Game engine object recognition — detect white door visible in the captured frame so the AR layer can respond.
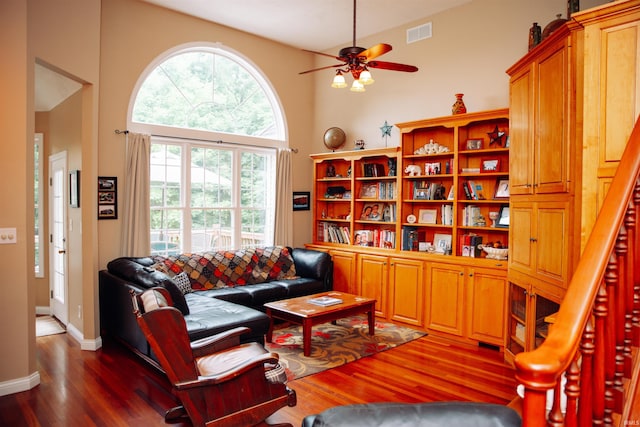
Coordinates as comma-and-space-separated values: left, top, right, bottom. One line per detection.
49, 152, 69, 325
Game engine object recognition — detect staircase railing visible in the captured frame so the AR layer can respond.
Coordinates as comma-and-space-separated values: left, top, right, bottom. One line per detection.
516, 117, 640, 426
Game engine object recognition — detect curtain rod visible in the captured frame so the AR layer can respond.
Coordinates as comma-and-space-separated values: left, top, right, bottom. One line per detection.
114, 128, 297, 153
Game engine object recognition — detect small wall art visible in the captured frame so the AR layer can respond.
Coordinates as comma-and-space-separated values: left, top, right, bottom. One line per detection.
98, 176, 118, 219
292, 191, 310, 211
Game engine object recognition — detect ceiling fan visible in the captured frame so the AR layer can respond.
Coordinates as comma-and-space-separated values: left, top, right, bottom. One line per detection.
299, 0, 419, 92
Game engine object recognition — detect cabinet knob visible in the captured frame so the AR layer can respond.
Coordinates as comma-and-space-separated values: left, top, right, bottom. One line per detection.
469, 273, 473, 277
459, 272, 464, 276
530, 237, 537, 242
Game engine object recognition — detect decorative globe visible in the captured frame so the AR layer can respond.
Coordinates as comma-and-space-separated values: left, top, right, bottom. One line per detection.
323, 127, 346, 151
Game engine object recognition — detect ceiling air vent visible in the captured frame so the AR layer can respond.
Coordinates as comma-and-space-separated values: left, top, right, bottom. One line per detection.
407, 22, 432, 44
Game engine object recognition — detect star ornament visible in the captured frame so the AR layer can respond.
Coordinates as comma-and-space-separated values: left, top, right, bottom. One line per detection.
380, 121, 393, 138
488, 125, 506, 147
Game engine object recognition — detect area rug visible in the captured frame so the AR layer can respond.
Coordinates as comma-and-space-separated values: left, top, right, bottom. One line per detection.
265, 315, 426, 380
36, 316, 66, 337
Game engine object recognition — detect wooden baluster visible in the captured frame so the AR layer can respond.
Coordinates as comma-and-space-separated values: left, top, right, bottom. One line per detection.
593, 282, 607, 426
579, 319, 594, 427
624, 200, 636, 378
603, 254, 616, 425
548, 377, 564, 427
564, 357, 580, 427
634, 178, 640, 346
614, 226, 627, 412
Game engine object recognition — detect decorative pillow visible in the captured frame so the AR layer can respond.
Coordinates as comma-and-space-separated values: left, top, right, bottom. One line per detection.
172, 271, 192, 294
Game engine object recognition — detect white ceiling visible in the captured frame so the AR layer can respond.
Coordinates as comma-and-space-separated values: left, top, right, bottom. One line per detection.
35, 64, 82, 112
142, 0, 472, 52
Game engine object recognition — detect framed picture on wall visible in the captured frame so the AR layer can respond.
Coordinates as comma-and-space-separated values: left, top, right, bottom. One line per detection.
98, 176, 118, 219
292, 191, 310, 211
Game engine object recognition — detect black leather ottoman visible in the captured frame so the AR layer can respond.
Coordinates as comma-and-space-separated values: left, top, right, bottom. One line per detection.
301, 402, 521, 427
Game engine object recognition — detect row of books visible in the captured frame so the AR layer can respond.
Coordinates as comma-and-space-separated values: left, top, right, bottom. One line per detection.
461, 205, 484, 226
412, 181, 450, 200
318, 222, 351, 244
354, 229, 396, 249
441, 204, 453, 225
460, 233, 483, 257
462, 180, 487, 200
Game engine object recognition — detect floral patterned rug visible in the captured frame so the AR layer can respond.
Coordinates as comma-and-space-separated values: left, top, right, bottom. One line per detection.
265, 315, 426, 380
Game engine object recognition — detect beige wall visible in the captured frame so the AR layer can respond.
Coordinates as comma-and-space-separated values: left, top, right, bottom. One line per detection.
0, 0, 611, 393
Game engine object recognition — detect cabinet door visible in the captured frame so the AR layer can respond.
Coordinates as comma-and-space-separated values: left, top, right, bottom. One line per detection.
535, 37, 570, 194
357, 254, 388, 318
389, 257, 424, 327
466, 268, 507, 346
425, 263, 464, 337
330, 250, 357, 294
535, 200, 571, 286
509, 202, 535, 276
509, 64, 535, 195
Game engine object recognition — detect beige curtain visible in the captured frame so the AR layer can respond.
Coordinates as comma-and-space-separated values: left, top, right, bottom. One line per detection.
274, 148, 293, 245
120, 132, 151, 256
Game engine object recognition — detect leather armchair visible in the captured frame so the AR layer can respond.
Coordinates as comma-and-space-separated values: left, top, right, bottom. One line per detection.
301, 402, 521, 427
132, 287, 296, 427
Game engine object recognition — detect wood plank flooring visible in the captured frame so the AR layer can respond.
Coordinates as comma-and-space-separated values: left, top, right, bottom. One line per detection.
0, 331, 517, 426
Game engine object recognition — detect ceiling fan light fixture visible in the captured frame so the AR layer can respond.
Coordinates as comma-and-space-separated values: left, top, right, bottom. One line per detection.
350, 79, 365, 92
331, 71, 348, 88
359, 68, 374, 85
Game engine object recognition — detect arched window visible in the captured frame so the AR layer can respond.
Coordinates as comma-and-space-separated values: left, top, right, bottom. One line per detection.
129, 43, 286, 254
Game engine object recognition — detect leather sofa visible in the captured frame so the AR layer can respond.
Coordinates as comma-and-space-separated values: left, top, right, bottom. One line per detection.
99, 246, 332, 365
301, 402, 521, 427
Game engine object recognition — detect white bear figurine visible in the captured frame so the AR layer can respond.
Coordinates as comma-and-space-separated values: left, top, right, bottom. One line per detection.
404, 165, 421, 176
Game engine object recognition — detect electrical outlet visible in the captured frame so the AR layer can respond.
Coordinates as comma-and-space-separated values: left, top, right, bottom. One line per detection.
78, 305, 82, 320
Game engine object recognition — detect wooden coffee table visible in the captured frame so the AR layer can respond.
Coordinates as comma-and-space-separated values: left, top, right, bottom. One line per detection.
264, 292, 376, 357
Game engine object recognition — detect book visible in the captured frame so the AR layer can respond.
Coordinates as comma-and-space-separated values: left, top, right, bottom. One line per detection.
307, 296, 343, 306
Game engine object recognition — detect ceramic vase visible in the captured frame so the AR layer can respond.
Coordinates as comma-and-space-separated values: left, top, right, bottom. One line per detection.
452, 93, 467, 115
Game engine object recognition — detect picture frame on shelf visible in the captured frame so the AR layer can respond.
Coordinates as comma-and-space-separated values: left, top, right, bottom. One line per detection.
418, 209, 437, 224
424, 162, 441, 175
360, 203, 383, 221
494, 179, 510, 199
466, 139, 483, 150
433, 233, 452, 254
496, 205, 510, 228
359, 183, 378, 199
481, 158, 501, 173
293, 191, 310, 211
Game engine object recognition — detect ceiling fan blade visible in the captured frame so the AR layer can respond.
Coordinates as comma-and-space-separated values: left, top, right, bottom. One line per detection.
299, 64, 344, 75
368, 60, 419, 73
302, 49, 341, 61
359, 43, 392, 60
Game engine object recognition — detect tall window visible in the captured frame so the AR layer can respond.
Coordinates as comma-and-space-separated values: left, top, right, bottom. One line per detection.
131, 44, 285, 255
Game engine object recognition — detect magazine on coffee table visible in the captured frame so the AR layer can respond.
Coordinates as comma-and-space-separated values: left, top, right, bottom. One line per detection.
307, 296, 343, 306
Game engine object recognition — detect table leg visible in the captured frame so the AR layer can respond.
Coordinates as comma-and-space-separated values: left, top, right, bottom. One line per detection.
302, 319, 312, 357
367, 305, 375, 336
266, 308, 274, 343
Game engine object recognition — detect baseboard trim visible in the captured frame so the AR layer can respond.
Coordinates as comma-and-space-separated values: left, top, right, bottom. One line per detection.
0, 371, 40, 397
67, 323, 103, 351
35, 306, 50, 316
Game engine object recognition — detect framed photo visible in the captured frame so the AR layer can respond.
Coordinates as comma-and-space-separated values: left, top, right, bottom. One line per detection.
418, 209, 437, 224
494, 179, 510, 199
360, 203, 383, 221
69, 170, 80, 208
97, 177, 117, 220
359, 183, 378, 199
481, 158, 501, 173
424, 162, 441, 175
292, 191, 310, 211
496, 205, 510, 228
433, 233, 452, 254
466, 139, 483, 150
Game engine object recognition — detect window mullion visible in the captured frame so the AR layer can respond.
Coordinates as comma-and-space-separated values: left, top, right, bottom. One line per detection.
232, 149, 242, 249
182, 143, 192, 251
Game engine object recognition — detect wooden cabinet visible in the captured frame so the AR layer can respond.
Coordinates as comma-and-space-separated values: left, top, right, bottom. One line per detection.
505, 281, 561, 363
389, 257, 424, 327
356, 253, 388, 318
329, 249, 357, 294
425, 261, 506, 345
508, 27, 575, 196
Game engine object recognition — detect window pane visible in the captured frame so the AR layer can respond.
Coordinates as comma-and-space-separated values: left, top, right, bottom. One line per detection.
191, 208, 232, 252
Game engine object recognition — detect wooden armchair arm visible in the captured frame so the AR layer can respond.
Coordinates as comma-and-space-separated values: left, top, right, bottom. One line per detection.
190, 327, 251, 358
174, 352, 280, 390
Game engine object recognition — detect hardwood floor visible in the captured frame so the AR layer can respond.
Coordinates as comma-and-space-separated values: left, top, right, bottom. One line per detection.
0, 332, 517, 426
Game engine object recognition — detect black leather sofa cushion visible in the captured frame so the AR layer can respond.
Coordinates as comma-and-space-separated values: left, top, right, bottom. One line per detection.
291, 247, 332, 281
301, 402, 521, 427
107, 257, 189, 315
271, 278, 325, 298
183, 293, 269, 341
